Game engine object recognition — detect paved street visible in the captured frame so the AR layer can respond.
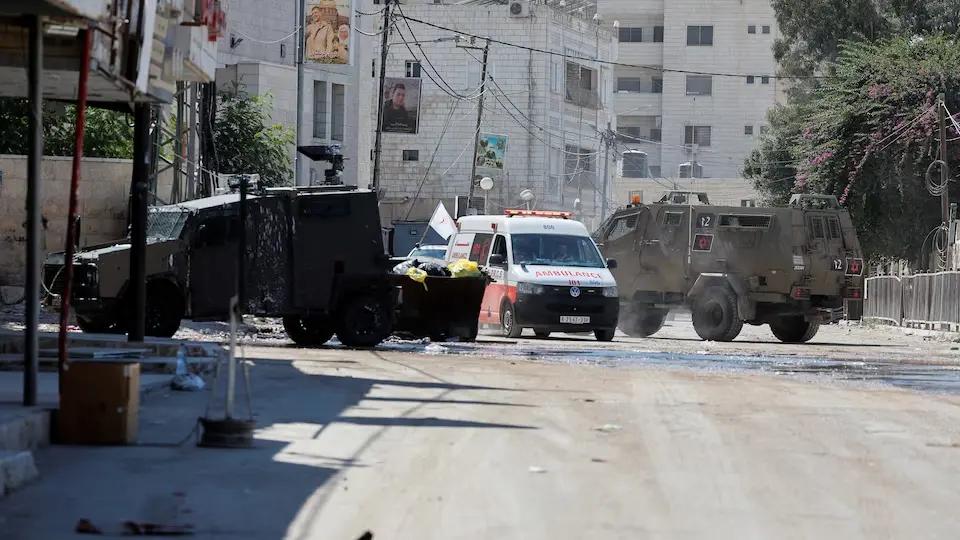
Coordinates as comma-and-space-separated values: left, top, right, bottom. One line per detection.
2, 319, 960, 539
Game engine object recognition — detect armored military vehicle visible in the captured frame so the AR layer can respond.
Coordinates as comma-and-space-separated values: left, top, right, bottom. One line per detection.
43, 186, 395, 347
597, 192, 864, 342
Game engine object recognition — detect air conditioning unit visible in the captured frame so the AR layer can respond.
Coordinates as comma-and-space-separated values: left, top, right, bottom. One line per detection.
508, 0, 530, 18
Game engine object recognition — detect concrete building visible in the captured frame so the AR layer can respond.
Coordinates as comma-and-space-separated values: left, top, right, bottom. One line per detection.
217, 0, 377, 187
373, 0, 617, 229
597, 0, 782, 188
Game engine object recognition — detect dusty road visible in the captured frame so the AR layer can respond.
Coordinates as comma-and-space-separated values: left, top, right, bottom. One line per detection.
3, 328, 960, 539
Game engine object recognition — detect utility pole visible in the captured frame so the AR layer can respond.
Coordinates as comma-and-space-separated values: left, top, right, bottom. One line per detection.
371, 0, 393, 191
939, 94, 953, 269
600, 122, 612, 221
466, 39, 490, 211
295, 0, 305, 186
128, 103, 151, 342
23, 14, 42, 406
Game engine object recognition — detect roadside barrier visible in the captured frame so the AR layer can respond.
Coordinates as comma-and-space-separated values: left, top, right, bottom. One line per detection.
864, 271, 960, 330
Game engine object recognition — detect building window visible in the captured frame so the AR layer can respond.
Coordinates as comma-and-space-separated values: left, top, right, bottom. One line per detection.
405, 60, 421, 78
331, 83, 345, 141
686, 25, 713, 46
650, 128, 662, 142
402, 149, 419, 161
652, 76, 663, 93
617, 77, 642, 93
280, 43, 286, 58
761, 76, 771, 85
649, 165, 661, 177
565, 145, 595, 173
565, 62, 600, 109
684, 125, 712, 147
744, 125, 754, 135
685, 75, 712, 96
551, 59, 561, 93
312, 81, 327, 139
760, 125, 770, 135
653, 26, 664, 42
618, 27, 643, 42
746, 75, 755, 84
617, 126, 642, 141
762, 25, 771, 34
622, 152, 649, 178
747, 25, 757, 34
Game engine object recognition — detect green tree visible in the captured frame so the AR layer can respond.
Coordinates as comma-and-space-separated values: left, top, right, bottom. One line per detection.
747, 36, 960, 263
213, 90, 294, 188
0, 98, 133, 158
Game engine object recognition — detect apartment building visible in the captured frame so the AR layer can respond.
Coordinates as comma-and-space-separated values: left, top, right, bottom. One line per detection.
597, 0, 782, 182
216, 0, 377, 187
373, 0, 617, 228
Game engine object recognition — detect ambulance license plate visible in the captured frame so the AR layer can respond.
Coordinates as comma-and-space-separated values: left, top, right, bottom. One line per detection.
560, 316, 590, 324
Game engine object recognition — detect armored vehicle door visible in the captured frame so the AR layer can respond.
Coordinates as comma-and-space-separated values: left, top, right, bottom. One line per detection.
600, 208, 649, 293
189, 211, 238, 320
653, 205, 691, 293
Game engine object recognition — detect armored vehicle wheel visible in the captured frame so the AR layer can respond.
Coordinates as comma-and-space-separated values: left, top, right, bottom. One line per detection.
534, 330, 551, 338
283, 316, 335, 346
500, 301, 523, 338
76, 314, 123, 334
594, 329, 615, 342
770, 316, 820, 343
691, 286, 743, 342
144, 280, 184, 338
336, 295, 392, 348
618, 305, 668, 337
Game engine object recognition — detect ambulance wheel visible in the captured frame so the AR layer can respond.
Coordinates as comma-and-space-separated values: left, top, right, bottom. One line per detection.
336, 294, 392, 348
534, 330, 551, 338
594, 329, 615, 342
283, 316, 335, 346
501, 301, 523, 338
770, 316, 820, 343
618, 305, 667, 337
691, 286, 743, 342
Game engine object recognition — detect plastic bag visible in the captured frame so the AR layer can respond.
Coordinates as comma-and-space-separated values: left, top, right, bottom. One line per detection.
405, 267, 429, 289
392, 259, 417, 275
171, 373, 205, 391
447, 259, 481, 278
418, 262, 451, 277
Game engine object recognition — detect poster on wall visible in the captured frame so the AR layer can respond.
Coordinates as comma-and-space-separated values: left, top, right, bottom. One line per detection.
304, 0, 352, 65
476, 133, 507, 169
381, 77, 421, 134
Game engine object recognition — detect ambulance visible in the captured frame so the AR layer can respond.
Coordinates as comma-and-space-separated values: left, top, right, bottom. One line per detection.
448, 210, 620, 341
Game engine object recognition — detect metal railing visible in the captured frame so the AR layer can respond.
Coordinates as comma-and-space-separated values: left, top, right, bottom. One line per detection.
864, 271, 960, 327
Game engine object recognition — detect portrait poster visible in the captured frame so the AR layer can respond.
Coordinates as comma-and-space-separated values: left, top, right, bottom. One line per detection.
304, 0, 352, 65
381, 77, 422, 134
476, 133, 507, 169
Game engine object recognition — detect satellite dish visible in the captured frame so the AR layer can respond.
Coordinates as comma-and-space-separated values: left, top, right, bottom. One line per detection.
479, 177, 494, 191
519, 189, 535, 202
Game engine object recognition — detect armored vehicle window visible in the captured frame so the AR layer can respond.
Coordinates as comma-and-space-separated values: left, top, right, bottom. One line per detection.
810, 217, 826, 239
718, 214, 771, 229
827, 217, 841, 239
607, 214, 639, 241
664, 212, 684, 226
146, 209, 189, 240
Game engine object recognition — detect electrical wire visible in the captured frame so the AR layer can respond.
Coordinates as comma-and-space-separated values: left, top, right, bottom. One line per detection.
393, 3, 469, 99
390, 12, 832, 80
392, 22, 477, 100
229, 26, 301, 44
403, 101, 464, 220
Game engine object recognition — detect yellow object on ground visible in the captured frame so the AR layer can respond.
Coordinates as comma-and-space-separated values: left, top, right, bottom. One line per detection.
447, 259, 481, 278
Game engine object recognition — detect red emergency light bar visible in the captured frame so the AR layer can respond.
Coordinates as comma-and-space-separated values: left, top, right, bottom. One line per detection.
504, 209, 572, 219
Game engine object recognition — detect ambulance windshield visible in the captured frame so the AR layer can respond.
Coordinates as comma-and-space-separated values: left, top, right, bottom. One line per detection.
510, 234, 605, 268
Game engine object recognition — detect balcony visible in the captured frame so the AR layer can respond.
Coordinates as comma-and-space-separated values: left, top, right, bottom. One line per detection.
614, 91, 662, 116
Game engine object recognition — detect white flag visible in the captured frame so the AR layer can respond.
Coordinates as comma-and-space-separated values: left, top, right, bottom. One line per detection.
428, 202, 457, 240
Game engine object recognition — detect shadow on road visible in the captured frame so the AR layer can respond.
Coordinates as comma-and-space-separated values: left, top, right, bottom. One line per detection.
2, 358, 532, 540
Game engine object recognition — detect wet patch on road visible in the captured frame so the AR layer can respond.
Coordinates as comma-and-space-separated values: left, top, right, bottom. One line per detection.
380, 340, 960, 395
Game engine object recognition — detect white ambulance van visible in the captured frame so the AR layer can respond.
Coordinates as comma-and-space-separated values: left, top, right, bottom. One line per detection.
448, 210, 620, 341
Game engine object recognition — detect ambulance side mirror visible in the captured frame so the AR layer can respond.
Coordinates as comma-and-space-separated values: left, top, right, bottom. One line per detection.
606, 258, 618, 269
489, 254, 506, 266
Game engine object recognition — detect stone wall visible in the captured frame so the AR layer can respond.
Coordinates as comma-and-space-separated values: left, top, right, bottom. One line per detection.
0, 155, 133, 287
